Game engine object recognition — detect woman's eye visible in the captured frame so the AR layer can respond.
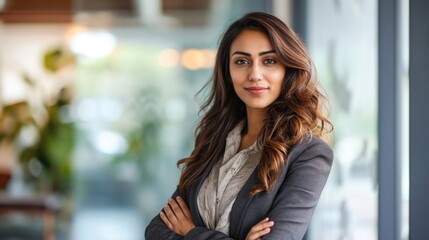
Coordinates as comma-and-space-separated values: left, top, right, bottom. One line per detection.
235, 59, 249, 65
264, 59, 276, 64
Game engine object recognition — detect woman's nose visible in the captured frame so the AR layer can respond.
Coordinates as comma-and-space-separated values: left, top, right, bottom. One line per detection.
248, 63, 262, 81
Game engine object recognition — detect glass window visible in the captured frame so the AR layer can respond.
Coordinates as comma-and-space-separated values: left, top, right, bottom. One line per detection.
306, 1, 378, 239
399, 0, 409, 239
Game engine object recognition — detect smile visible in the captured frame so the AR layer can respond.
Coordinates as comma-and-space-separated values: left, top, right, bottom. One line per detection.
245, 87, 269, 94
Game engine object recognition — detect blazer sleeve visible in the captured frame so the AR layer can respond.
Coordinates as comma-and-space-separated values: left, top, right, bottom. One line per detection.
145, 188, 236, 240
144, 189, 184, 240
183, 227, 234, 240
263, 138, 333, 240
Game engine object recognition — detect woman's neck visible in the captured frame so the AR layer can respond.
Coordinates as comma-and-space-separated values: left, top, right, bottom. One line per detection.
237, 108, 266, 152
245, 108, 266, 137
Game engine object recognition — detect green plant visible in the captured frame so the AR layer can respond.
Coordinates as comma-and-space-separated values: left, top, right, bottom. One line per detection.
0, 46, 75, 194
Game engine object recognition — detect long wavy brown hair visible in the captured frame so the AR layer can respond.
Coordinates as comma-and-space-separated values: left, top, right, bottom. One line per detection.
177, 12, 333, 196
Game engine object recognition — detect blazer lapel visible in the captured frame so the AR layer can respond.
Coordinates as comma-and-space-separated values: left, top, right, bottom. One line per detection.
187, 160, 217, 227
229, 167, 260, 238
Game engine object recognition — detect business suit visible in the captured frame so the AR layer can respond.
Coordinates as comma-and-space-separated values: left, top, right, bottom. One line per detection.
145, 134, 333, 240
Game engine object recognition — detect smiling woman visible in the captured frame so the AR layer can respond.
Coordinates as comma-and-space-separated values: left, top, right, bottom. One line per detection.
229, 30, 286, 112
145, 12, 334, 240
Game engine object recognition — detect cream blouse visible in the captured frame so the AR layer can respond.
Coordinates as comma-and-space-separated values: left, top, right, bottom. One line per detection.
197, 122, 262, 235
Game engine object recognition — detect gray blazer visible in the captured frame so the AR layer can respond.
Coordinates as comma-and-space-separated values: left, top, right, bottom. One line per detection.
145, 135, 333, 240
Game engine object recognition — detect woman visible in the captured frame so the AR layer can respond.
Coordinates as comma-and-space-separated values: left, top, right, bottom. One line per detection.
145, 12, 333, 240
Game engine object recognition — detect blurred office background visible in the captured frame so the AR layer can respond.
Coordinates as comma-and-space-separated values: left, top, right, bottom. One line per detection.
0, 0, 427, 239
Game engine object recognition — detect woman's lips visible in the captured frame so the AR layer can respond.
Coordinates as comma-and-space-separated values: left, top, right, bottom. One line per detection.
245, 87, 268, 94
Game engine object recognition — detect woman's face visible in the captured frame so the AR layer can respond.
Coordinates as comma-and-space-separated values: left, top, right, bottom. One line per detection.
229, 29, 286, 112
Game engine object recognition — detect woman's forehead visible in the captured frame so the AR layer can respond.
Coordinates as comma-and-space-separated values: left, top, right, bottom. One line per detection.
230, 30, 273, 56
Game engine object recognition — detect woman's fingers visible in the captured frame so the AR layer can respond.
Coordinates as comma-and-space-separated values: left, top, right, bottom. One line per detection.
247, 228, 271, 240
168, 198, 185, 219
163, 203, 178, 224
246, 218, 274, 240
248, 227, 271, 239
159, 211, 173, 230
160, 197, 196, 236
175, 196, 191, 219
163, 198, 185, 220
255, 218, 274, 231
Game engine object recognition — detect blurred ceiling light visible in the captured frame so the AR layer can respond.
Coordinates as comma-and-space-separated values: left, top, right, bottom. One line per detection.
64, 24, 88, 43
181, 48, 205, 70
70, 30, 117, 58
94, 131, 128, 155
158, 48, 180, 68
200, 49, 217, 69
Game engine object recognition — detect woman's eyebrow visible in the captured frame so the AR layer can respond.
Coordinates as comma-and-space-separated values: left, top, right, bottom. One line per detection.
232, 51, 251, 57
259, 50, 276, 56
231, 50, 276, 57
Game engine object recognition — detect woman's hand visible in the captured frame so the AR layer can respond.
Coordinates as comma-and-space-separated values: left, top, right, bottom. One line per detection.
246, 217, 274, 240
160, 196, 196, 236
